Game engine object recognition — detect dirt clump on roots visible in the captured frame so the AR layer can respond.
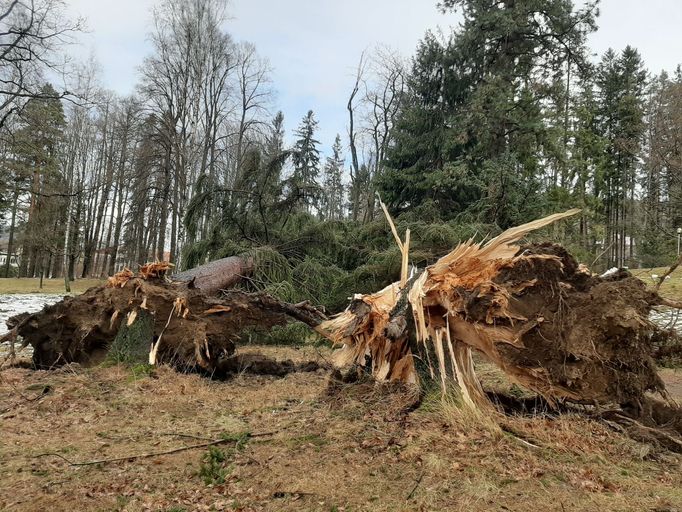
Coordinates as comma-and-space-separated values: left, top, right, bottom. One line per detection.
491, 242, 664, 410
321, 210, 682, 451
4, 210, 682, 452
3, 267, 325, 375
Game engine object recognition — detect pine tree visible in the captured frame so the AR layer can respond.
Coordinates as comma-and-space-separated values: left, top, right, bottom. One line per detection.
383, 0, 597, 227
291, 110, 321, 211
380, 32, 474, 216
322, 134, 345, 220
12, 83, 66, 278
595, 46, 647, 267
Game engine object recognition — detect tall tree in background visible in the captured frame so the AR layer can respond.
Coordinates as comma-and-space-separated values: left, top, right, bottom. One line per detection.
640, 67, 682, 264
139, 0, 232, 265
384, 0, 598, 227
291, 110, 321, 212
595, 46, 647, 267
322, 134, 345, 220
12, 83, 66, 278
380, 33, 469, 216
346, 49, 405, 222
0, 0, 82, 132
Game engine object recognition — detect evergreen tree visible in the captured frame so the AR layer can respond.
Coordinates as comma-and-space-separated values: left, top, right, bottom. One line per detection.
595, 46, 647, 266
322, 134, 345, 220
567, 65, 606, 254
383, 0, 597, 227
380, 33, 474, 216
291, 110, 321, 211
12, 83, 67, 277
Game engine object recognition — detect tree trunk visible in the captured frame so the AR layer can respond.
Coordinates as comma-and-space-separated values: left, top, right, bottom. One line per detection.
173, 256, 255, 295
5, 258, 322, 374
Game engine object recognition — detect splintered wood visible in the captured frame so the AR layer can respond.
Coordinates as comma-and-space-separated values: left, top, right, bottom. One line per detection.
107, 261, 173, 288
319, 209, 676, 414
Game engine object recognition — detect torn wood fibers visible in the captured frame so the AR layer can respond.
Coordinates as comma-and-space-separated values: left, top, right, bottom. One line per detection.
321, 208, 677, 416
4, 208, 681, 441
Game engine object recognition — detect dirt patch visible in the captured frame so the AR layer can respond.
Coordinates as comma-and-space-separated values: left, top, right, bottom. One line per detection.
1, 346, 682, 512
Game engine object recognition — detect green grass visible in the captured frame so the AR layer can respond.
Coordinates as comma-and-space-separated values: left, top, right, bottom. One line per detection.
0, 277, 104, 294
197, 432, 251, 486
633, 266, 682, 301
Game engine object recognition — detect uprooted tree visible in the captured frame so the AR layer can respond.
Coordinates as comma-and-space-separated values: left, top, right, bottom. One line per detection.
3, 209, 682, 451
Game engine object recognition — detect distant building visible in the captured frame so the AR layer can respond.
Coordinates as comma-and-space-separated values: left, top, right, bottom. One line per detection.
0, 252, 19, 267
0, 228, 20, 269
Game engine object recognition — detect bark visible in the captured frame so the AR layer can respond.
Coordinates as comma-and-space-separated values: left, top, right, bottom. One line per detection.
6, 210, 682, 451
319, 211, 682, 450
172, 255, 255, 295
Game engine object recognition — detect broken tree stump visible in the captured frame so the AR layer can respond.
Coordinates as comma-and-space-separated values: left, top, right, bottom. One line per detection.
320, 210, 682, 449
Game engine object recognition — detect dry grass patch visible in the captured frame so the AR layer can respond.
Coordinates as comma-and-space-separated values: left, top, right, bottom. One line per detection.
1, 346, 681, 511
0, 277, 104, 294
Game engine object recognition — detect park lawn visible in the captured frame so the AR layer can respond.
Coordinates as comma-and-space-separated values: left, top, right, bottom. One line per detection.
1, 346, 681, 512
0, 277, 104, 295
633, 265, 682, 302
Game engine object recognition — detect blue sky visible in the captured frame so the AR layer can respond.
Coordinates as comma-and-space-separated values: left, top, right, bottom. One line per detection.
66, 0, 682, 154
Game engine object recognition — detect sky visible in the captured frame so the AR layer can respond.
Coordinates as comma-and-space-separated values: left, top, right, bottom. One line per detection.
65, 0, 682, 154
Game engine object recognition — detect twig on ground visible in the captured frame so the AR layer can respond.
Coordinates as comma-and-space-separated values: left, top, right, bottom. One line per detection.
500, 424, 542, 450
407, 471, 424, 500
33, 430, 278, 467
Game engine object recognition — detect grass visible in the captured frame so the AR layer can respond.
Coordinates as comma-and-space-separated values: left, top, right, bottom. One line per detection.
0, 345, 681, 511
198, 432, 251, 485
0, 277, 103, 294
198, 446, 230, 485
632, 265, 682, 301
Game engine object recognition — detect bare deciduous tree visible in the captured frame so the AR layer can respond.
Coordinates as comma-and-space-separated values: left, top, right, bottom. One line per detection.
0, 0, 82, 131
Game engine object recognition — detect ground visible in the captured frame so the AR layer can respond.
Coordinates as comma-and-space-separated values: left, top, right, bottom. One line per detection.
632, 266, 682, 300
1, 346, 681, 512
2, 270, 682, 511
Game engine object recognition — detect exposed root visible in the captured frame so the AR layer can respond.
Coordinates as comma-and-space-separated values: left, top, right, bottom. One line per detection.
7, 276, 326, 373
6, 208, 682, 452
320, 209, 682, 449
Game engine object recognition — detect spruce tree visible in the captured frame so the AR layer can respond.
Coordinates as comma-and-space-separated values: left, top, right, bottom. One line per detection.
12, 83, 66, 277
383, 0, 597, 227
595, 46, 647, 267
292, 110, 321, 211
322, 134, 345, 220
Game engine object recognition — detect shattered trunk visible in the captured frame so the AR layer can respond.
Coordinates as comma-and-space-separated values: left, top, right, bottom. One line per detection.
322, 211, 674, 412
3, 210, 682, 449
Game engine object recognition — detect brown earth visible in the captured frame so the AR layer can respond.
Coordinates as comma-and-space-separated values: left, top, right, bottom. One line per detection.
8, 276, 324, 373
1, 346, 681, 512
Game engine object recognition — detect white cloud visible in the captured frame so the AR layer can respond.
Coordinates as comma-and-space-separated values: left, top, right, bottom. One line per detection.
63, 0, 682, 152
588, 0, 682, 75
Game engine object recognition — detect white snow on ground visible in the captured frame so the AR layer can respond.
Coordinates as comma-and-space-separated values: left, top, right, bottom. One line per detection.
0, 292, 681, 359
0, 294, 62, 336
650, 307, 682, 334
0, 294, 63, 357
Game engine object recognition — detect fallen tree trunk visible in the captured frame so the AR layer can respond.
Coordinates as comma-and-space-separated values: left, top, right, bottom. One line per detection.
3, 211, 682, 449
2, 262, 324, 372
320, 209, 682, 449
172, 255, 254, 294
